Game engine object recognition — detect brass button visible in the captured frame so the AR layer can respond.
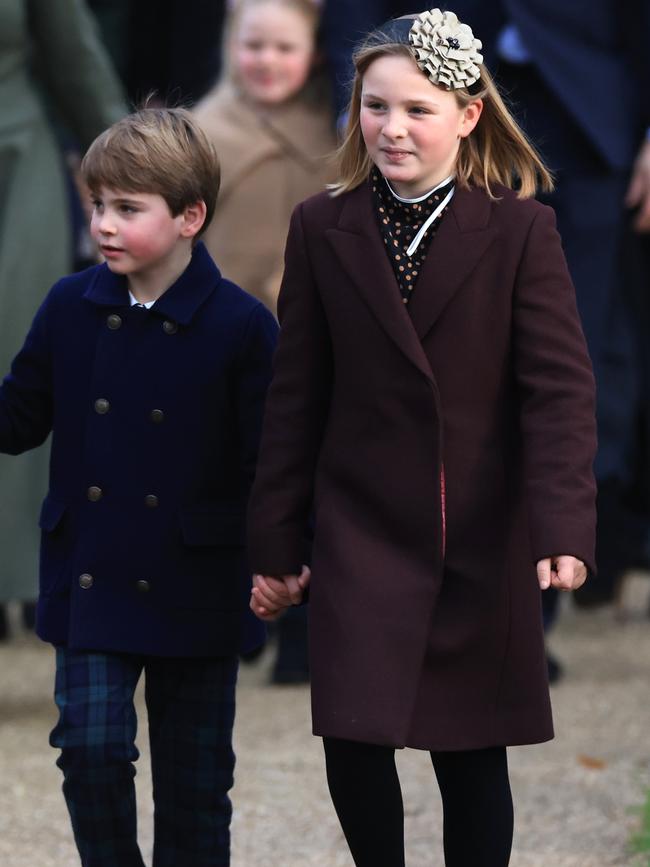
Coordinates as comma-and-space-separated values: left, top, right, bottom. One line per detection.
150, 409, 164, 424
79, 573, 94, 589
145, 494, 159, 508
107, 314, 122, 330
87, 486, 103, 502
136, 579, 150, 593
162, 320, 178, 335
94, 398, 110, 414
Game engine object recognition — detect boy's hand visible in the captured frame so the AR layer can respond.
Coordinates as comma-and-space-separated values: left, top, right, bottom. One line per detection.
536, 555, 587, 592
250, 565, 311, 621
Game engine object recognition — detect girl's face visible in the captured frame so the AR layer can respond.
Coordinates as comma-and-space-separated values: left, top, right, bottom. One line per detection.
233, 2, 315, 106
360, 54, 482, 198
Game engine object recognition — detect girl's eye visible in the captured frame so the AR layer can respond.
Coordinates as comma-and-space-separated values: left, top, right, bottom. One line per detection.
365, 102, 385, 111
119, 205, 137, 214
410, 107, 428, 115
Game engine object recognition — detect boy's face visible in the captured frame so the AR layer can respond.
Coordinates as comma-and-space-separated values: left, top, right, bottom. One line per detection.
89, 188, 192, 280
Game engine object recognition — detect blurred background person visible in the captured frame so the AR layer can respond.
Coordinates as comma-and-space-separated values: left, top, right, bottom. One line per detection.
194, 0, 336, 315
194, 0, 337, 683
0, 0, 125, 639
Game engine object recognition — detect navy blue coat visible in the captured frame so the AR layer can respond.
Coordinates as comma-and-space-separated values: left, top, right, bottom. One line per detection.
0, 243, 278, 657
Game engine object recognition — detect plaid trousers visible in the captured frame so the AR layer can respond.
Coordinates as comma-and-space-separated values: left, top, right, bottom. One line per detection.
49, 648, 238, 867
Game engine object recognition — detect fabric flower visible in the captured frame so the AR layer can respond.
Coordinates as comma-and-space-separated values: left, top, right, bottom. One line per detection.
408, 9, 483, 90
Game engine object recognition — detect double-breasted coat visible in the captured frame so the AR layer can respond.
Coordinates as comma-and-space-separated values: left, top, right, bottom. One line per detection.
247, 182, 597, 750
0, 243, 277, 657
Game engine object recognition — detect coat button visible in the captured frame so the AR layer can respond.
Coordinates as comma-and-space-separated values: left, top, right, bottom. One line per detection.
79, 573, 94, 589
150, 409, 164, 424
107, 314, 122, 330
87, 486, 103, 502
162, 320, 178, 335
145, 494, 159, 508
136, 579, 150, 593
94, 398, 110, 414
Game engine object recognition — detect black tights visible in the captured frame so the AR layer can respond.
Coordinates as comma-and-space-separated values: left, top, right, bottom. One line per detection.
323, 738, 513, 867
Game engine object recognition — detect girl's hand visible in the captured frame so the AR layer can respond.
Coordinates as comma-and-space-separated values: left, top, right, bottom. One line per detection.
249, 566, 311, 621
536, 555, 587, 592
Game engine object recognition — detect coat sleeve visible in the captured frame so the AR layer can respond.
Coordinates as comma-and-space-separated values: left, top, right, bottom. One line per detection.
247, 204, 334, 575
512, 204, 598, 573
0, 297, 54, 455
26, 0, 126, 145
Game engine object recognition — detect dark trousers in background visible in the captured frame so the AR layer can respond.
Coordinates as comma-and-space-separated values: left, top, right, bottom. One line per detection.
50, 648, 238, 867
498, 60, 646, 619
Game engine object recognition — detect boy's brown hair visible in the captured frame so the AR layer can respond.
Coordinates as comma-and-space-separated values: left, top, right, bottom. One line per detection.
81, 108, 221, 236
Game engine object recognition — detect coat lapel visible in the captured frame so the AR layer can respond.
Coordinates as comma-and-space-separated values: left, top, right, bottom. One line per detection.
326, 183, 435, 384
407, 185, 498, 340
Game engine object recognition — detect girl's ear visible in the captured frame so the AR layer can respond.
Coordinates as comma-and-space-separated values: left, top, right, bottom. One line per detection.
459, 98, 483, 139
180, 200, 207, 238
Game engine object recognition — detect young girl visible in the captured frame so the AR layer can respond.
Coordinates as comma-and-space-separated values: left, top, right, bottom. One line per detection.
248, 8, 597, 866
193, 0, 337, 315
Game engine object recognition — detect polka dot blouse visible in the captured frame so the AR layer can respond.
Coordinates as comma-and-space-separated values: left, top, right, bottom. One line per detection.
371, 167, 455, 306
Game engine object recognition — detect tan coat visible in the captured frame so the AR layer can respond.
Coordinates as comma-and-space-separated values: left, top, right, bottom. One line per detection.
193, 83, 337, 314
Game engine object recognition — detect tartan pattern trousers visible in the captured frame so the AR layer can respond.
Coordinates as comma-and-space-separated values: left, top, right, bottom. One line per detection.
49, 648, 238, 867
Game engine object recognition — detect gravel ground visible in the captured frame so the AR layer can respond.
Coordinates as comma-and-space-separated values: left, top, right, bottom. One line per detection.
1, 573, 649, 867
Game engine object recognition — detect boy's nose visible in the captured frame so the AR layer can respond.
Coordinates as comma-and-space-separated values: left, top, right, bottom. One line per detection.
97, 214, 116, 235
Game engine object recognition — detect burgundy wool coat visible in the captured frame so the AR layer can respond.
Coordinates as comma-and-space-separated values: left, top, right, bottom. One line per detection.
247, 180, 597, 751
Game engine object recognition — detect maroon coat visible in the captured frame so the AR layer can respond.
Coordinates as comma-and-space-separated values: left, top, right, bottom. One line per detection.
248, 181, 597, 751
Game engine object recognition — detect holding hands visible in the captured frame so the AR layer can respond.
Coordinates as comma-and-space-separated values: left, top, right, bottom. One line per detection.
536, 555, 587, 592
250, 564, 311, 621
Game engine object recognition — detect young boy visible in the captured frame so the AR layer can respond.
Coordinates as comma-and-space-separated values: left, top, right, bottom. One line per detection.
0, 108, 278, 866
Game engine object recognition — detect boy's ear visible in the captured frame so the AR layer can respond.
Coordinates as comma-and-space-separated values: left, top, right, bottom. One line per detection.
180, 200, 207, 238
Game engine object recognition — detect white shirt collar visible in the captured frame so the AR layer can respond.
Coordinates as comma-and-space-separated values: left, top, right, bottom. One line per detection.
384, 174, 455, 204
128, 291, 155, 309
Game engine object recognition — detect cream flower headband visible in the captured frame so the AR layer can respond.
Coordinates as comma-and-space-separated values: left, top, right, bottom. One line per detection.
376, 8, 483, 91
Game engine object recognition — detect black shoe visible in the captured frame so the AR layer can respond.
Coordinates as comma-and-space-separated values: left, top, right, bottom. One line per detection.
546, 652, 563, 685
0, 605, 9, 642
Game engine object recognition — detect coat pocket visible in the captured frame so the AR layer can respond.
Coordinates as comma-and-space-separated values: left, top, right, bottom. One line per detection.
38, 494, 69, 596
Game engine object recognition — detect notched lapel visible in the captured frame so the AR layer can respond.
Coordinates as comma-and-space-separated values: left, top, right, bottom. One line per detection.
407, 186, 498, 341
326, 185, 434, 384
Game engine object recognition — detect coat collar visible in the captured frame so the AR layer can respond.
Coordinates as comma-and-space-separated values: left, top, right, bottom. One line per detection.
83, 242, 222, 326
194, 83, 335, 200
326, 181, 497, 381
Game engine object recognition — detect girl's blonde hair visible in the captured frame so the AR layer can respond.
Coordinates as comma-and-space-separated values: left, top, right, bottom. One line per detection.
330, 33, 554, 199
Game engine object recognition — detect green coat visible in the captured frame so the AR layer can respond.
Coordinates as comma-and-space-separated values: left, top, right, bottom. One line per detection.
0, 0, 125, 602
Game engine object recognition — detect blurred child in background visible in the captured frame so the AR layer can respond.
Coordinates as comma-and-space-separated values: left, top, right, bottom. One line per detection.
194, 0, 336, 316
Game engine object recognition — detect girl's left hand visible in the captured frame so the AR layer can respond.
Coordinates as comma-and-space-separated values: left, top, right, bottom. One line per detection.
536, 555, 587, 592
